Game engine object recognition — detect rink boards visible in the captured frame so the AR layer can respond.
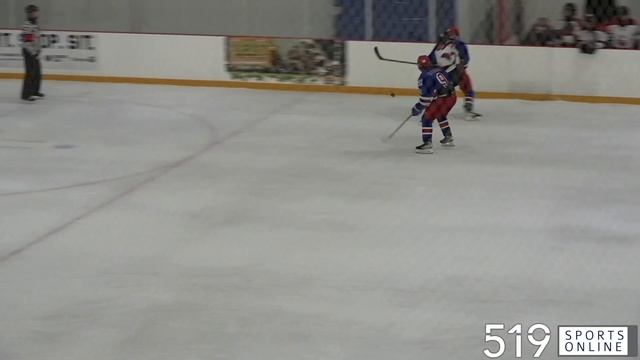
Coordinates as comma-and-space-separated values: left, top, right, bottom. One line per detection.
1, 30, 639, 104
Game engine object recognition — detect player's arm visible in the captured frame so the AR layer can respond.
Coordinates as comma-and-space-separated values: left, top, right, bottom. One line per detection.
427, 48, 438, 65
427, 40, 441, 65
456, 40, 470, 66
411, 77, 435, 116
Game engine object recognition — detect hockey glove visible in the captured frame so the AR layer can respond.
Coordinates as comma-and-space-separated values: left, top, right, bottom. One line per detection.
411, 103, 425, 117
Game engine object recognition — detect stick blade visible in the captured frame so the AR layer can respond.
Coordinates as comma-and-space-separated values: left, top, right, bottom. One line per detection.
374, 46, 383, 60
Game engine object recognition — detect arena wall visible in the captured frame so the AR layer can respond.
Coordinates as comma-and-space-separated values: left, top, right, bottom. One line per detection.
348, 41, 637, 102
1, 31, 639, 104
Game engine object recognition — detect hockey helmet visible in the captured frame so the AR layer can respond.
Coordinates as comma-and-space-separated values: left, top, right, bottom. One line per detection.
445, 26, 460, 40
417, 55, 431, 71
25, 4, 39, 14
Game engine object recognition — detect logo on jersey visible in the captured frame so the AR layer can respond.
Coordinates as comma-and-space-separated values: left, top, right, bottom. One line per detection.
436, 72, 449, 86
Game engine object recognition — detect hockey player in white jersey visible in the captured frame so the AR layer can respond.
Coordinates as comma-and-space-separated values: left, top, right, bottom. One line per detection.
428, 27, 478, 120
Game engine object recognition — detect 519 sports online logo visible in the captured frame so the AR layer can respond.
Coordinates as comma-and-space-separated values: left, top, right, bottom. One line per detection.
483, 324, 638, 358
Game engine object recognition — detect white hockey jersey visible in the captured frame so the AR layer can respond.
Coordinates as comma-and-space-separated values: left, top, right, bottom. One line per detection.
431, 42, 460, 73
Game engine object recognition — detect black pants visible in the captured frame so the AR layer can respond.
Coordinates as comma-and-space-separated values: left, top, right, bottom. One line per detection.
22, 49, 42, 99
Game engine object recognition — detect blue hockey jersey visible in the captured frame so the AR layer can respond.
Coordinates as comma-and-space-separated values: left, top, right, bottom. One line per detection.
413, 67, 454, 113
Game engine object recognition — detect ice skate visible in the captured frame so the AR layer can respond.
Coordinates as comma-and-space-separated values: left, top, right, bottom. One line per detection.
440, 135, 455, 147
416, 141, 434, 154
465, 111, 482, 121
464, 101, 481, 121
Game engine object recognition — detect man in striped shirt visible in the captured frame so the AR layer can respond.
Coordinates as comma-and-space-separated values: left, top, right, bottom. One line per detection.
21, 4, 43, 101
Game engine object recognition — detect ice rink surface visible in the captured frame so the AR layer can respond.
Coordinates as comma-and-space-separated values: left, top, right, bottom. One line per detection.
1, 81, 639, 360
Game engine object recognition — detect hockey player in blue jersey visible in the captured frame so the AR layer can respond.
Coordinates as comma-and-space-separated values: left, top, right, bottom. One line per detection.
429, 27, 477, 119
411, 55, 457, 154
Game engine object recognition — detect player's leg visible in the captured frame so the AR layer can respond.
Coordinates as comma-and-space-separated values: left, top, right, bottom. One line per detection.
416, 115, 434, 154
437, 96, 457, 146
21, 50, 35, 101
33, 56, 43, 97
460, 70, 475, 113
437, 116, 454, 146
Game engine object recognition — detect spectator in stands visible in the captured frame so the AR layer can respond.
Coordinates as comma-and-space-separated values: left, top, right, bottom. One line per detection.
557, 3, 583, 46
524, 17, 556, 46
585, 0, 617, 24
577, 14, 609, 53
610, 6, 636, 26
607, 6, 638, 48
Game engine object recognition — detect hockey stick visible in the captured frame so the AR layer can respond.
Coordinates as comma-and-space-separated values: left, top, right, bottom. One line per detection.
374, 47, 416, 65
385, 115, 413, 141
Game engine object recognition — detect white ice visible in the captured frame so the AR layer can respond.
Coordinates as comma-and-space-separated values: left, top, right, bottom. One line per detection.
1, 81, 639, 360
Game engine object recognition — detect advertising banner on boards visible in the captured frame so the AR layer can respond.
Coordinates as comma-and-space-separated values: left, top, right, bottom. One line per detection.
226, 37, 346, 85
0, 30, 98, 71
